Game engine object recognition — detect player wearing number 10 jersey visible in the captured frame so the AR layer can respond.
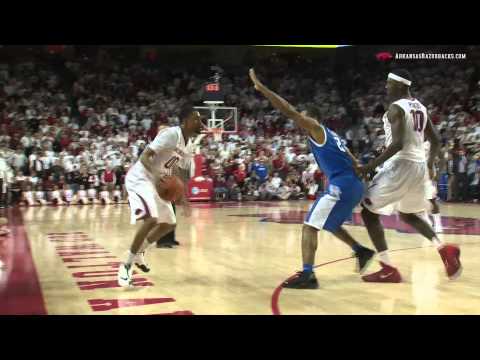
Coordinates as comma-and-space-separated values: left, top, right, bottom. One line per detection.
249, 68, 375, 289
117, 105, 202, 287
357, 69, 462, 283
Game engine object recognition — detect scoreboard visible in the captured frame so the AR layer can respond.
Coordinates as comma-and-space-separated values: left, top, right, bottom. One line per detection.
203, 82, 224, 102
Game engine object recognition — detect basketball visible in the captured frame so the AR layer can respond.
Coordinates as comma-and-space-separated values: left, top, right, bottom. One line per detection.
156, 176, 185, 202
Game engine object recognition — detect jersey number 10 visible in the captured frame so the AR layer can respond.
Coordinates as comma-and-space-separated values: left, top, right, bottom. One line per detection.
411, 110, 425, 132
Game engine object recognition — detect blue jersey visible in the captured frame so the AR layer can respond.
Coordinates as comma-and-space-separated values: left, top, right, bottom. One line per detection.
304, 126, 364, 233
252, 163, 268, 182
308, 126, 358, 184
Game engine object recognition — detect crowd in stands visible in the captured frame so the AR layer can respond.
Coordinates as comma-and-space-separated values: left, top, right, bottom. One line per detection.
0, 47, 479, 207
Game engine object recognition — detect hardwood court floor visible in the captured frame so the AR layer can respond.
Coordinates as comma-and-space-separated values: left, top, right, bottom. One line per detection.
1, 201, 479, 315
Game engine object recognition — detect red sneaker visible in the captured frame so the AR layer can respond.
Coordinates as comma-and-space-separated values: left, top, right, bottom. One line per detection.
438, 244, 462, 280
362, 262, 403, 283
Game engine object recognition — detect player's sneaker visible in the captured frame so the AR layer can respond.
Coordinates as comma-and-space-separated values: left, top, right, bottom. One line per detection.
355, 246, 375, 274
362, 262, 402, 283
117, 263, 133, 287
438, 244, 462, 280
134, 252, 150, 273
172, 240, 180, 246
283, 271, 319, 289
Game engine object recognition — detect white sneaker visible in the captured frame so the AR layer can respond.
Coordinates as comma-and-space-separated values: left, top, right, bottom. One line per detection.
134, 252, 151, 273
117, 263, 133, 287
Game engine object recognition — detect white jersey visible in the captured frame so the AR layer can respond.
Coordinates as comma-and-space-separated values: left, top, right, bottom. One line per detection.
64, 189, 74, 202
383, 98, 427, 163
127, 126, 193, 182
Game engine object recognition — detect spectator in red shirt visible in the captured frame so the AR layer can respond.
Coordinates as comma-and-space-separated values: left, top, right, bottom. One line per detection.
233, 163, 247, 188
272, 151, 289, 179
101, 165, 117, 192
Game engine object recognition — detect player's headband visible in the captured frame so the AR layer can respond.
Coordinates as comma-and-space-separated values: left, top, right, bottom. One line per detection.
388, 73, 412, 86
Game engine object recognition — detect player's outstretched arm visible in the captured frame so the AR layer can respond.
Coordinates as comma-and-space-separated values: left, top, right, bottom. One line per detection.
424, 115, 441, 179
357, 104, 405, 176
249, 69, 325, 143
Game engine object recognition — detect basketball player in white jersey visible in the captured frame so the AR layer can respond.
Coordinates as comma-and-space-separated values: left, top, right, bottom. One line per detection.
117, 105, 202, 287
357, 69, 461, 282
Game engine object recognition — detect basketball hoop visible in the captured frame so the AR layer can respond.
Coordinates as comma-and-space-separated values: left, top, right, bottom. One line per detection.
212, 128, 223, 142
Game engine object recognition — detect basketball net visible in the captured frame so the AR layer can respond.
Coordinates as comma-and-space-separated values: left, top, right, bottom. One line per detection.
212, 128, 223, 142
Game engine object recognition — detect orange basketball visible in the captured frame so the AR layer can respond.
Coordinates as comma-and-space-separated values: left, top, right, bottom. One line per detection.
156, 176, 185, 202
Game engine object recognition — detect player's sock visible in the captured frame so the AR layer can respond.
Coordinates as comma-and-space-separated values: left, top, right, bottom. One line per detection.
303, 264, 313, 273
433, 213, 442, 230
432, 235, 444, 249
378, 251, 393, 266
126, 251, 136, 266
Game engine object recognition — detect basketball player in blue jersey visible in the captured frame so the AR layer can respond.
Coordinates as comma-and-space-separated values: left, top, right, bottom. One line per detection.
249, 69, 375, 289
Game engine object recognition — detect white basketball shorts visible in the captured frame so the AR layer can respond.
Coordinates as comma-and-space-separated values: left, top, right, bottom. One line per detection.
125, 170, 176, 225
362, 158, 428, 215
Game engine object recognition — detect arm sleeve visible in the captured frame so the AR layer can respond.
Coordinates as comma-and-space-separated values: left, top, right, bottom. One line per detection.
148, 128, 178, 154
